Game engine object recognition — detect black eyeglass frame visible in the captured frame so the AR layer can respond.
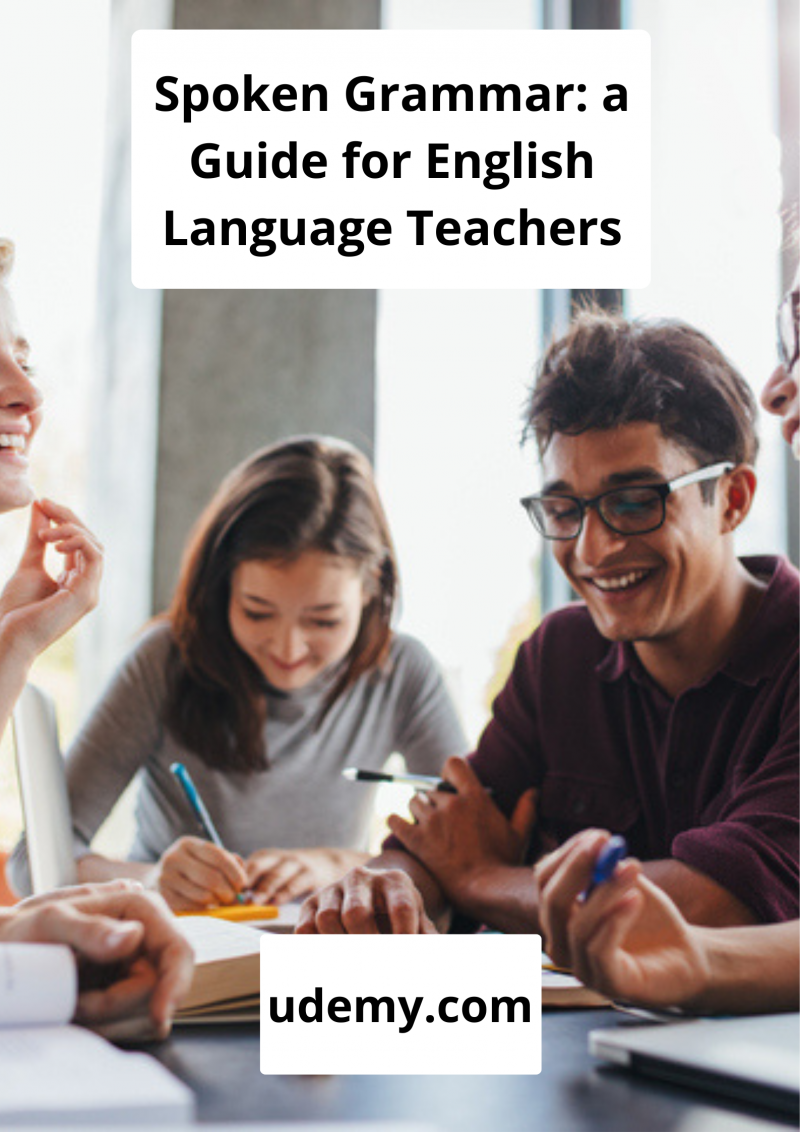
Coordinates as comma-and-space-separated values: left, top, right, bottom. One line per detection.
777, 288, 800, 373
520, 461, 735, 541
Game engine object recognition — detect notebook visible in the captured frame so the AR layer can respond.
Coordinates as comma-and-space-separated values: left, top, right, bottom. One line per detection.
0, 944, 193, 1125
589, 1013, 800, 1116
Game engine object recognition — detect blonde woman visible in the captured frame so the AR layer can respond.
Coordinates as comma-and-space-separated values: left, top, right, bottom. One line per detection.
0, 239, 191, 1037
0, 237, 103, 740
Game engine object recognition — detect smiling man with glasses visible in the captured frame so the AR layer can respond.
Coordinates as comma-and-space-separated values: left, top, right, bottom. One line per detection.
299, 309, 798, 939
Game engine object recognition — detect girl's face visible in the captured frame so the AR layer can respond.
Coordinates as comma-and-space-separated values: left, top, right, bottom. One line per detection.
228, 550, 368, 692
0, 286, 42, 513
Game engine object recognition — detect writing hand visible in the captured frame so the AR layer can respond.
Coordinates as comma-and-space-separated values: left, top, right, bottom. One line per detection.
156, 836, 248, 910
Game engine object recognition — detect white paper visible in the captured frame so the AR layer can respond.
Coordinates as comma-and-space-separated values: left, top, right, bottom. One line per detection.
0, 1024, 193, 1125
0, 944, 76, 1027
177, 915, 263, 960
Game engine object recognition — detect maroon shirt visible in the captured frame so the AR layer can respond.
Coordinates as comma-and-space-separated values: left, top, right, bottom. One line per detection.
467, 556, 799, 923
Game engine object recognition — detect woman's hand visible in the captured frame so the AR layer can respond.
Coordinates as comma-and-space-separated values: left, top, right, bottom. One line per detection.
0, 498, 103, 664
1, 882, 194, 1039
246, 847, 368, 905
155, 836, 249, 910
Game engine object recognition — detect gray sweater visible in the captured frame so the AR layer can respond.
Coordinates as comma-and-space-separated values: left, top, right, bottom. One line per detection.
9, 624, 467, 895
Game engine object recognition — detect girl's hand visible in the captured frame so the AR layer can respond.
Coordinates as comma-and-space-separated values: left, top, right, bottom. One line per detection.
156, 836, 249, 911
246, 847, 368, 905
0, 499, 103, 663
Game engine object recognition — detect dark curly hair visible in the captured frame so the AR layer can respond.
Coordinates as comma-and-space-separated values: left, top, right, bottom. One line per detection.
525, 307, 758, 500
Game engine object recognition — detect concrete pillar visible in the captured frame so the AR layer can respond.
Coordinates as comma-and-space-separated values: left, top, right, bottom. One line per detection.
154, 288, 377, 609
84, 0, 172, 702
88, 0, 379, 690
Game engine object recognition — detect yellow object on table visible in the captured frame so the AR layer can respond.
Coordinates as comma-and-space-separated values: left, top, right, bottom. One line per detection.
175, 904, 279, 921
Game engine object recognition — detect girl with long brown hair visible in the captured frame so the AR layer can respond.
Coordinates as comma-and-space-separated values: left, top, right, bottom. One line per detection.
10, 436, 465, 909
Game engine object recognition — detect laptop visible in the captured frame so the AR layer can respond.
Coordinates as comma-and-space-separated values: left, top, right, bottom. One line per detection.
590, 1013, 800, 1117
12, 683, 78, 893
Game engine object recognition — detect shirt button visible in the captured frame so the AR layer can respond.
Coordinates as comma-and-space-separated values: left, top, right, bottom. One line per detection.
572, 798, 588, 816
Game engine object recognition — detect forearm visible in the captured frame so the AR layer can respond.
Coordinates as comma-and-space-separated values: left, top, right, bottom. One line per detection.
327, 848, 369, 871
451, 863, 540, 933
685, 922, 800, 1014
77, 853, 157, 888
642, 859, 759, 927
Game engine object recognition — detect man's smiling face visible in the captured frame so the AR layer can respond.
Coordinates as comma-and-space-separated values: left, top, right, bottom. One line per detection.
543, 422, 730, 645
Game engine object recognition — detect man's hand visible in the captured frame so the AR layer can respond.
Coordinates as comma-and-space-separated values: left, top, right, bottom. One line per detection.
387, 756, 537, 909
245, 847, 367, 905
0, 882, 194, 1038
0, 499, 103, 663
535, 829, 710, 1007
156, 836, 249, 910
296, 865, 439, 935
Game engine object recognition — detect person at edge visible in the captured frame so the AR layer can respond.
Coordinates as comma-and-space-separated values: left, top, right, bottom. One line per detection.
297, 307, 798, 937
9, 438, 466, 910
0, 236, 193, 1036
529, 266, 800, 1013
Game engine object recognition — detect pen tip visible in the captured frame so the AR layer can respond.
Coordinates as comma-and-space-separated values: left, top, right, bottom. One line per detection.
341, 768, 357, 780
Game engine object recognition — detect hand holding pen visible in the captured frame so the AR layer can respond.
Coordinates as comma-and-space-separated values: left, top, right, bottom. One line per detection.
535, 830, 632, 971
156, 763, 250, 911
536, 829, 712, 1010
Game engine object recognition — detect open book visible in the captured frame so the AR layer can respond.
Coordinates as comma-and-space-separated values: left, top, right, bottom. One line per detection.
542, 951, 610, 1007
0, 943, 193, 1125
176, 915, 263, 1022
175, 918, 610, 1023
542, 967, 610, 1008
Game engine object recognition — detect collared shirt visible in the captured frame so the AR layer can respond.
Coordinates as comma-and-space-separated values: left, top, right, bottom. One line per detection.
469, 556, 799, 923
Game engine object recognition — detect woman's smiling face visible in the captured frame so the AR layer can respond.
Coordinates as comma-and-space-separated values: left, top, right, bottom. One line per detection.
0, 286, 42, 513
227, 550, 367, 692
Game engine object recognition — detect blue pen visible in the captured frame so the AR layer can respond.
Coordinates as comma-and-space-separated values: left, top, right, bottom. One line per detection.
583, 835, 628, 900
170, 761, 246, 903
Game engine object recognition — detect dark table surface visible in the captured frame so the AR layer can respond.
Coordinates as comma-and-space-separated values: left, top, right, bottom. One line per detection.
151, 1009, 795, 1130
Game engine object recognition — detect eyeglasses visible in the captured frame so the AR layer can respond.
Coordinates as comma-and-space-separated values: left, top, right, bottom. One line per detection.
777, 288, 800, 373
520, 462, 734, 541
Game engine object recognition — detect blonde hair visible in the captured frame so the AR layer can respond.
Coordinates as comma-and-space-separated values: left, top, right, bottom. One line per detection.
0, 238, 14, 282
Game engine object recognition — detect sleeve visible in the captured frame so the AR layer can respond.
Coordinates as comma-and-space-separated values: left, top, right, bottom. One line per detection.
467, 633, 544, 820
391, 636, 469, 772
6, 624, 173, 896
671, 675, 800, 923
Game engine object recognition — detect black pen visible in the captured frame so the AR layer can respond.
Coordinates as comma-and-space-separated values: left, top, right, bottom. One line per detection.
342, 768, 494, 796
342, 768, 458, 792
